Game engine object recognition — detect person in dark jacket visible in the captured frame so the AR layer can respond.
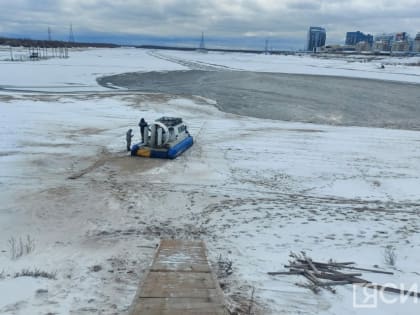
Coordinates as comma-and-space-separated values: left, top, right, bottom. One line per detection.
126, 129, 133, 151
139, 118, 148, 142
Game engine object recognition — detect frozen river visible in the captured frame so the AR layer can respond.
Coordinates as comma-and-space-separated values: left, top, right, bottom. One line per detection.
2, 48, 420, 315
99, 70, 420, 130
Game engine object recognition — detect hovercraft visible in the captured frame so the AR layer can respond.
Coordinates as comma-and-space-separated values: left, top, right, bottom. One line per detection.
131, 117, 193, 159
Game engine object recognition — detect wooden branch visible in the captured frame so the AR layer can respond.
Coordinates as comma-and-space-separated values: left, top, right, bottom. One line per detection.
347, 276, 370, 284
316, 272, 363, 281
306, 258, 321, 275
279, 252, 398, 296
317, 280, 354, 286
338, 265, 394, 275
268, 271, 303, 276
303, 270, 321, 285
295, 282, 321, 294
297, 259, 354, 266
302, 260, 394, 275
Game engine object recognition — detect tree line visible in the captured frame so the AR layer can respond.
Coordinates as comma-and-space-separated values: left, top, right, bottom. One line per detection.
0, 36, 120, 48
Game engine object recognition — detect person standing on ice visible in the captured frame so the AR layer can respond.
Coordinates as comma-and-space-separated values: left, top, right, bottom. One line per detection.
126, 129, 133, 151
139, 118, 148, 142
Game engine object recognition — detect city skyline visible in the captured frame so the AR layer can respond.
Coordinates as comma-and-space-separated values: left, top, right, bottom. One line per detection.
1, 0, 419, 50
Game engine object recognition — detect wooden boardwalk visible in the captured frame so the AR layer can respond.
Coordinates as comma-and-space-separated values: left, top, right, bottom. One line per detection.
130, 240, 228, 315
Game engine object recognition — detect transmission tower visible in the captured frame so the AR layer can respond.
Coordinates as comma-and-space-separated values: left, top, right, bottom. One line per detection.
199, 32, 205, 50
264, 39, 269, 54
48, 27, 52, 41
69, 23, 75, 43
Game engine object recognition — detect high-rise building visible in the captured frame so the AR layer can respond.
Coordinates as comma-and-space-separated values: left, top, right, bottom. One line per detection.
345, 31, 373, 46
395, 32, 407, 41
307, 26, 326, 52
391, 40, 410, 53
414, 32, 420, 52
391, 32, 410, 53
373, 34, 394, 52
355, 41, 371, 52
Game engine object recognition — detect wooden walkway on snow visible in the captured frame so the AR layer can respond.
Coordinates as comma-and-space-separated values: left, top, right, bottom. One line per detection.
130, 240, 228, 315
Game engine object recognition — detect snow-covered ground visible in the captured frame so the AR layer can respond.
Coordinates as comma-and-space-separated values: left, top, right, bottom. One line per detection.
0, 47, 186, 91
149, 49, 420, 83
0, 48, 419, 315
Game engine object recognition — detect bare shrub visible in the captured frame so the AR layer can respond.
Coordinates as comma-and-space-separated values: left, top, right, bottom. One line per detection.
89, 265, 102, 272
24, 235, 35, 254
8, 235, 35, 260
372, 180, 381, 187
384, 246, 397, 266
217, 254, 233, 278
247, 287, 255, 315
14, 268, 56, 280
227, 286, 261, 315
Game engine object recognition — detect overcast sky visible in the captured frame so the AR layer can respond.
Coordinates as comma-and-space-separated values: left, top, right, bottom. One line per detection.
1, 0, 419, 49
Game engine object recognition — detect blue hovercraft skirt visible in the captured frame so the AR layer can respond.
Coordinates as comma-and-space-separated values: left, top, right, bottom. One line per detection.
131, 136, 193, 159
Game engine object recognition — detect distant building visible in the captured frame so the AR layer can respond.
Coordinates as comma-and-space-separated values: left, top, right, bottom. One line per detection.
307, 26, 326, 52
345, 31, 373, 46
324, 45, 343, 53
391, 40, 410, 53
413, 33, 420, 52
355, 41, 371, 52
373, 34, 394, 52
391, 32, 410, 53
395, 32, 407, 41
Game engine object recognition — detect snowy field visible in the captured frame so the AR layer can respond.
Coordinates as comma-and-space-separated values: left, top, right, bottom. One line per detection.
0, 48, 420, 315
149, 49, 420, 83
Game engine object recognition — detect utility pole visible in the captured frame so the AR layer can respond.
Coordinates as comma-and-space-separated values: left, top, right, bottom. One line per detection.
264, 39, 269, 55
48, 27, 52, 41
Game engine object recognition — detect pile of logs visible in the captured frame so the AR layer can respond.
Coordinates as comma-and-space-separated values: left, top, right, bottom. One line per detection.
268, 252, 420, 297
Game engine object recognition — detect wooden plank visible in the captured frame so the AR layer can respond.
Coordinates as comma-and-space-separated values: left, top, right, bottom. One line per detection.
129, 240, 228, 315
151, 240, 210, 272
139, 272, 218, 298
140, 287, 221, 299
142, 272, 216, 290
132, 298, 226, 315
150, 263, 210, 273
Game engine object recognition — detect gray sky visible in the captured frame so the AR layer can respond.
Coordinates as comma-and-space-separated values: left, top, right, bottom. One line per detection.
1, 0, 419, 48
